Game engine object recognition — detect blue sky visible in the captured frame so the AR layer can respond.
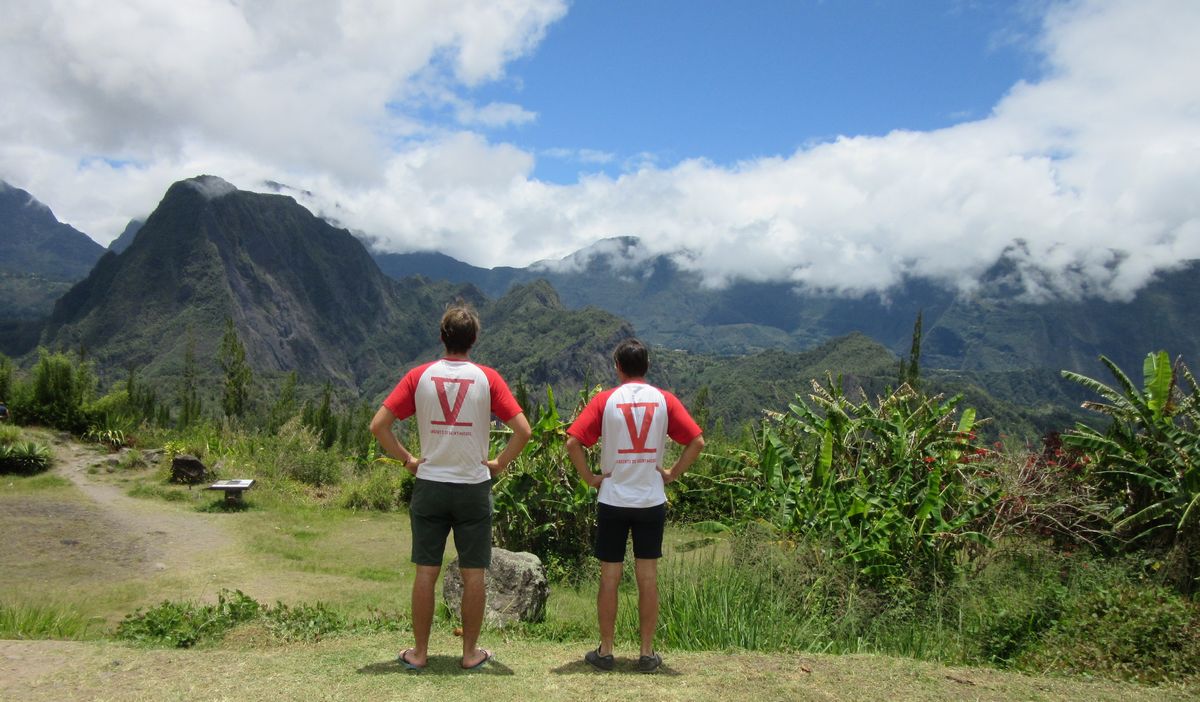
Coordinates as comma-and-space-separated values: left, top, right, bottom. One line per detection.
473, 1, 1042, 183
2, 0, 1198, 300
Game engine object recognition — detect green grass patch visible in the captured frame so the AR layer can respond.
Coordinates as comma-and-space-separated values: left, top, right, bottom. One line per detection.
0, 473, 72, 493
0, 601, 97, 640
127, 482, 195, 502
353, 567, 399, 582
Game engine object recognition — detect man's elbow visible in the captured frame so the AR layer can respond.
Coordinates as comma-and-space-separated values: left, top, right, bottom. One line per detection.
368, 410, 392, 437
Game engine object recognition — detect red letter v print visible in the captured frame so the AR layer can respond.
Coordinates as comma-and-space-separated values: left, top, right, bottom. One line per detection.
617, 402, 658, 454
431, 377, 475, 426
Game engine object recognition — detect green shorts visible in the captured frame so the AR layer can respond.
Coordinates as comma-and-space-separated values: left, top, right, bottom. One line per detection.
409, 478, 494, 569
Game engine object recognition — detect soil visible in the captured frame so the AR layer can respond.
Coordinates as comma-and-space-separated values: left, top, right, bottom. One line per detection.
0, 441, 241, 586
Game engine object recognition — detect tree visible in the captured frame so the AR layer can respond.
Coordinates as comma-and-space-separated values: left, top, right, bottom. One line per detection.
267, 371, 299, 433
218, 318, 253, 420
177, 331, 202, 428
898, 310, 923, 390
302, 382, 337, 449
0, 353, 12, 403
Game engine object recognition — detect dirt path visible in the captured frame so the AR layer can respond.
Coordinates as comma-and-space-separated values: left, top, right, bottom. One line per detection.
0, 439, 256, 614
50, 441, 242, 576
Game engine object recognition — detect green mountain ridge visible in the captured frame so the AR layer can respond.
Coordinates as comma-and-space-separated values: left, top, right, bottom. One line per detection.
370, 238, 1200, 382
41, 176, 463, 390
0, 180, 107, 320
0, 176, 1149, 435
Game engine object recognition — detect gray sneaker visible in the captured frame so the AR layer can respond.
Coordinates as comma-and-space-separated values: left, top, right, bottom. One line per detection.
637, 652, 662, 673
585, 647, 614, 671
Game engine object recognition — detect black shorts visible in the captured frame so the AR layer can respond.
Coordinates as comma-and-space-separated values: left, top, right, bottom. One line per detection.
594, 502, 666, 563
409, 478, 493, 569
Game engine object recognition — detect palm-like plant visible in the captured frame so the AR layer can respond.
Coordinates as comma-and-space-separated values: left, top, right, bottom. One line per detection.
1062, 352, 1200, 590
752, 377, 996, 586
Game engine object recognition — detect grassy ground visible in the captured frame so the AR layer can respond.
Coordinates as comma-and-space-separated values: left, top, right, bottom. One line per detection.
3, 631, 1197, 702
2, 433, 1198, 700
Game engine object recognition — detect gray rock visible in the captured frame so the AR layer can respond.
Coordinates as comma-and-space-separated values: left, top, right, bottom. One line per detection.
442, 548, 549, 626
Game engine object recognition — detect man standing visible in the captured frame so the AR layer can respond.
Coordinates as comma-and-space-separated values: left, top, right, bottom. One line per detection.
566, 338, 705, 673
370, 305, 531, 671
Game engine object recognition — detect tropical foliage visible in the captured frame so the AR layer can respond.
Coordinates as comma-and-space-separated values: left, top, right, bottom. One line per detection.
689, 378, 996, 587
1062, 351, 1200, 591
491, 387, 598, 581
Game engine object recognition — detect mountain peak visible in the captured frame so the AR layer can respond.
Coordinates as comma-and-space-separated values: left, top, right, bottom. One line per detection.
180, 175, 237, 200
0, 181, 105, 285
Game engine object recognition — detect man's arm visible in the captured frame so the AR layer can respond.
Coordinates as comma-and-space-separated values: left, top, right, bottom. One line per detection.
658, 434, 705, 484
484, 412, 532, 477
369, 405, 424, 475
566, 435, 605, 489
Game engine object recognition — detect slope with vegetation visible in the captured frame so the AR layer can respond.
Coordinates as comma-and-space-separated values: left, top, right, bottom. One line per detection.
1, 336, 1198, 691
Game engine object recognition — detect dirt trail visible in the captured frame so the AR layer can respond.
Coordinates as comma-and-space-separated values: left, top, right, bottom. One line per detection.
52, 442, 242, 574
0, 439, 252, 604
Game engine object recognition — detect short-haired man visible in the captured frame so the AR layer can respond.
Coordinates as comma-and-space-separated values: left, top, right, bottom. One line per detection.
566, 338, 705, 673
370, 305, 531, 671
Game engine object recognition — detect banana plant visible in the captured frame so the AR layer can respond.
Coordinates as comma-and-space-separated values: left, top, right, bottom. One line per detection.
1062, 352, 1200, 558
754, 376, 995, 585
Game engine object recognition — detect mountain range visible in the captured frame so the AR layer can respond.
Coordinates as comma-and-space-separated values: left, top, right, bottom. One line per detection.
372, 237, 1200, 383
1, 175, 1196, 434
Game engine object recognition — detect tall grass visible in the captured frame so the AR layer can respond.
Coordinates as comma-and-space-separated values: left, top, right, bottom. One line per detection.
639, 553, 829, 651
612, 533, 1200, 683
0, 602, 96, 640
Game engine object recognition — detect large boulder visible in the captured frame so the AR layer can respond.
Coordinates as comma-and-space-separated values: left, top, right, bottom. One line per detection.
442, 548, 549, 626
170, 454, 208, 484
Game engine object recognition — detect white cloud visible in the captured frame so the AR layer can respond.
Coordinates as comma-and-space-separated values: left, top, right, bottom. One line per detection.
456, 101, 537, 128
0, 0, 566, 229
1, 0, 1197, 303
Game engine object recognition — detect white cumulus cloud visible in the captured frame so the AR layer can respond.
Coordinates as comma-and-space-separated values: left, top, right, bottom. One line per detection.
1, 0, 1197, 303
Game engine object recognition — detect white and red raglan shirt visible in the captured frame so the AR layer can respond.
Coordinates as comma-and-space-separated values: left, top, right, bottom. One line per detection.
567, 382, 702, 508
383, 359, 522, 484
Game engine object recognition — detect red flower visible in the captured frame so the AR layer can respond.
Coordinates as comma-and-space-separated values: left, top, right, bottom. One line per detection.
924, 456, 936, 464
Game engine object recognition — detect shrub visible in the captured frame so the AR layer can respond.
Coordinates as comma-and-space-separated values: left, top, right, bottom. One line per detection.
0, 424, 20, 445
280, 450, 344, 487
1019, 581, 1200, 683
1062, 351, 1200, 593
8, 349, 96, 432
0, 441, 52, 475
82, 426, 127, 450
953, 543, 1069, 667
492, 388, 596, 582
740, 378, 996, 588
261, 601, 347, 642
115, 589, 260, 648
339, 463, 409, 511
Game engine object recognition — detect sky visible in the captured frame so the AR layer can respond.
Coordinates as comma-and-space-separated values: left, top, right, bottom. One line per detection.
1, 0, 1198, 302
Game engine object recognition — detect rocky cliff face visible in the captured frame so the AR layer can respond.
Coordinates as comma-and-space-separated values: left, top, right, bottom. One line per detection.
42, 176, 464, 387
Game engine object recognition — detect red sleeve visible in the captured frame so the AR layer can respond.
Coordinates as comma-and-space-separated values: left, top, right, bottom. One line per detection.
382, 362, 432, 420
566, 388, 615, 448
663, 391, 703, 445
482, 366, 522, 422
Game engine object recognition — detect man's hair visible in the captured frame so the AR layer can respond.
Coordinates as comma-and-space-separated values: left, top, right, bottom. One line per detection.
613, 338, 649, 377
440, 304, 480, 354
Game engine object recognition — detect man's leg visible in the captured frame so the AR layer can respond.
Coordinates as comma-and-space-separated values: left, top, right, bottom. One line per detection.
460, 567, 489, 666
452, 479, 494, 668
409, 564, 441, 665
597, 560, 623, 656
634, 558, 659, 657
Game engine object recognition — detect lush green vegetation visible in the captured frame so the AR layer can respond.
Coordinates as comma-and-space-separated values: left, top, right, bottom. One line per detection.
1, 342, 1198, 686
115, 589, 406, 648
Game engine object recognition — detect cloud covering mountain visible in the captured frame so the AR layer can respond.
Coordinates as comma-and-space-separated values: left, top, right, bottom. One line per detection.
1, 0, 1197, 302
